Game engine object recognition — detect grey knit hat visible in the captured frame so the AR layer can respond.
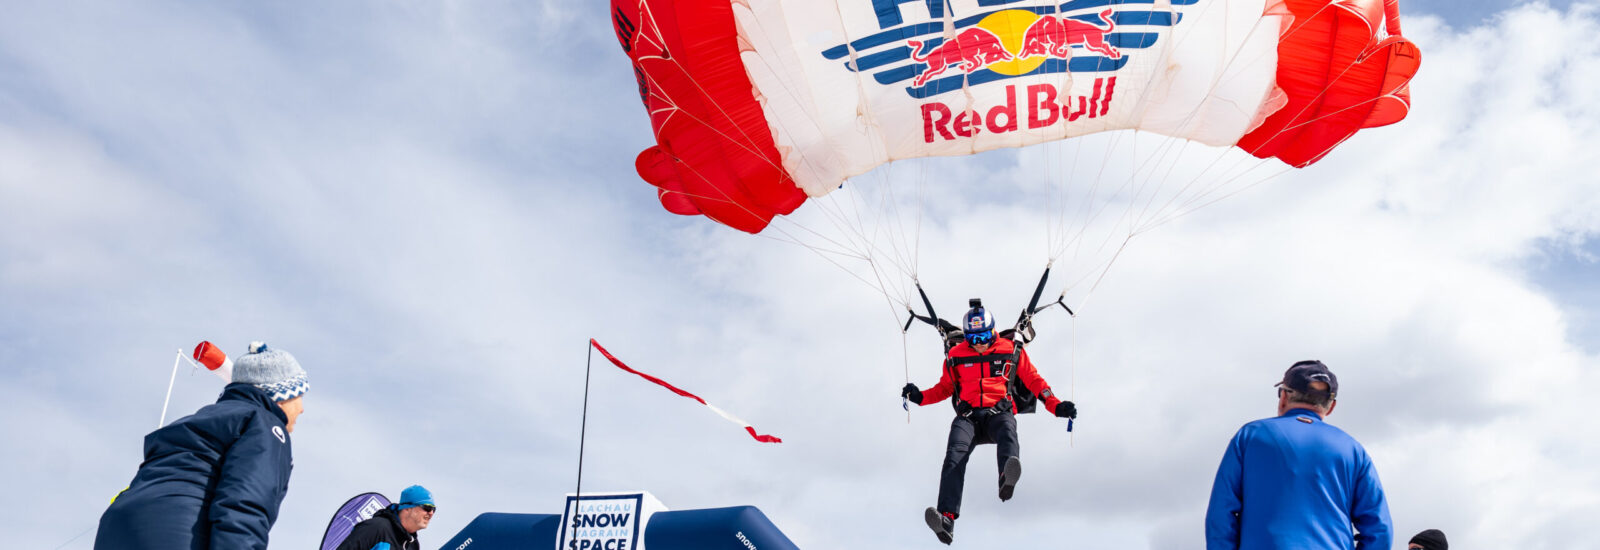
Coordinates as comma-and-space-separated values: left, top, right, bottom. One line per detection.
232, 342, 310, 402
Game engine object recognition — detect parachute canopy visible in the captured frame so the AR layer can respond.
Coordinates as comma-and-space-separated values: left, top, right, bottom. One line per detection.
612, 0, 1419, 233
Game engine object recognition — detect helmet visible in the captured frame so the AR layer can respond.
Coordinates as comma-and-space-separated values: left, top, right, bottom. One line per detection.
963, 300, 995, 346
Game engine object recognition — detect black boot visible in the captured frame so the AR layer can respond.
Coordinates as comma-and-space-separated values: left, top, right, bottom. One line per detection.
924, 507, 955, 545
998, 456, 1022, 501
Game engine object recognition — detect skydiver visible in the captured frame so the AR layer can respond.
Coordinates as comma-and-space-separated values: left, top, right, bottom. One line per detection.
900, 301, 1077, 545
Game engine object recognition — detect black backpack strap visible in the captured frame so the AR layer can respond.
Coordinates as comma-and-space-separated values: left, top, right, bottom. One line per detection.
947, 351, 1020, 366
944, 355, 966, 414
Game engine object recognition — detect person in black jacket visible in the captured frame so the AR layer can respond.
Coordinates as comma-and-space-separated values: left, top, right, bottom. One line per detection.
95, 342, 309, 550
1408, 529, 1448, 550
337, 485, 437, 550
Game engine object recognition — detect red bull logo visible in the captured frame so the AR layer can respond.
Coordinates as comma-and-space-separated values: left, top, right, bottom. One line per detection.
905, 8, 1121, 88
907, 27, 1014, 87
1017, 9, 1121, 61
819, 1, 1191, 99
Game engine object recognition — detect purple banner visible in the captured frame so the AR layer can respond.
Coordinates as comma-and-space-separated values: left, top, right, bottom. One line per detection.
319, 491, 392, 550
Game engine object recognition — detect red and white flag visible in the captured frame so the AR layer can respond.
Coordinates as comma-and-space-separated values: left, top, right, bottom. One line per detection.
589, 339, 781, 443
192, 341, 234, 383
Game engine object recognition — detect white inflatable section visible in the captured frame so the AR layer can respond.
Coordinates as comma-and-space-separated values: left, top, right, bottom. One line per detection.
732, 0, 1285, 197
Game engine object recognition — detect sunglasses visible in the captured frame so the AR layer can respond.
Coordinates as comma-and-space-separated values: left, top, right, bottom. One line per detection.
415, 504, 436, 513
965, 331, 995, 345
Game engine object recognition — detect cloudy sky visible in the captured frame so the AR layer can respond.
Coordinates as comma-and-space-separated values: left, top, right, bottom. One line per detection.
4, 1, 1597, 548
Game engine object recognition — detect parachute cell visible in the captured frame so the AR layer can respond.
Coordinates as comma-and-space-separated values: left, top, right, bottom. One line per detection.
612, 0, 1420, 233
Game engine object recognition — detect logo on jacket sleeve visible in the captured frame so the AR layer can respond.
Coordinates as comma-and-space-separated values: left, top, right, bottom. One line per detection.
272, 426, 287, 443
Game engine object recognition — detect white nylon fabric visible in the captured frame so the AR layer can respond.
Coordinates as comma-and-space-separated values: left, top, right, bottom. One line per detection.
733, 0, 1284, 197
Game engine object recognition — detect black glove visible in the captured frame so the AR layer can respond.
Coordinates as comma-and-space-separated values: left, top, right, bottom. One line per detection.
1054, 401, 1077, 419
902, 383, 923, 405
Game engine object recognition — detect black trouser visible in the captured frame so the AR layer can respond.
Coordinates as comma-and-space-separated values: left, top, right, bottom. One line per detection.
936, 410, 1019, 517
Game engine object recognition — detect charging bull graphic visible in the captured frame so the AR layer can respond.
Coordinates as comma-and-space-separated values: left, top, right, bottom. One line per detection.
906, 9, 1122, 89
1019, 9, 1121, 60
907, 27, 1014, 87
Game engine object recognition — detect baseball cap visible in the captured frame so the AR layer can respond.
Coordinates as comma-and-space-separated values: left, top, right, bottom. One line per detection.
1275, 360, 1338, 399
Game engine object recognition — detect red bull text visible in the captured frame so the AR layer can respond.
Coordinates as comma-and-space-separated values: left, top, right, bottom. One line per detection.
921, 79, 1118, 142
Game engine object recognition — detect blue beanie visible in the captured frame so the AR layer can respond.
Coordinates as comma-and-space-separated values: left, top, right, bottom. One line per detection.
396, 485, 434, 510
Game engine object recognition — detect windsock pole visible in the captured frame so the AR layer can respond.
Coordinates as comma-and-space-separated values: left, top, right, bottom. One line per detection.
158, 350, 183, 428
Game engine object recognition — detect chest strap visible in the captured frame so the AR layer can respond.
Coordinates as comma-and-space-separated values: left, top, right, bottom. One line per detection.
945, 350, 1022, 413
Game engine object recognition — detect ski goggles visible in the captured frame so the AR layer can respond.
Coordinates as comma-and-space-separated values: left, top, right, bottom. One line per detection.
965, 330, 995, 346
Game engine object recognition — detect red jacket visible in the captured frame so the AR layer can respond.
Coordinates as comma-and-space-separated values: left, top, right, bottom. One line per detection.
918, 337, 1062, 414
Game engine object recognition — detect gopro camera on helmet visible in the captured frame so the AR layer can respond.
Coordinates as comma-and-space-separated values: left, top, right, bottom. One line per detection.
963, 298, 996, 346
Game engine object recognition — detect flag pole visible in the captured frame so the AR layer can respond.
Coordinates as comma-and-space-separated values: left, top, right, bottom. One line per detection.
158, 350, 183, 428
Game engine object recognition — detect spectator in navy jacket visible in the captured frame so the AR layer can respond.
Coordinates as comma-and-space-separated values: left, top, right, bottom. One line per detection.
95, 342, 310, 550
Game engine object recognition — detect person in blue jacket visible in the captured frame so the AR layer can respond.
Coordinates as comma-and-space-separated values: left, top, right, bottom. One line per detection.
336, 485, 437, 550
1205, 360, 1392, 550
95, 342, 310, 550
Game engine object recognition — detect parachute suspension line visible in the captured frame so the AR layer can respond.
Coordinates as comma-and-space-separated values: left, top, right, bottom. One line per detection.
1069, 314, 1077, 444
634, 135, 893, 279
732, 4, 927, 305
1048, 0, 1320, 308
1121, 0, 1367, 235
832, 162, 918, 289
1053, 131, 1092, 261
824, 11, 925, 287
1048, 69, 1173, 272
901, 321, 912, 423
1141, 164, 1294, 233
575, 340, 595, 512
881, 160, 924, 283
802, 193, 917, 301
1088, 4, 1232, 264
1117, 3, 1290, 230
756, 228, 905, 301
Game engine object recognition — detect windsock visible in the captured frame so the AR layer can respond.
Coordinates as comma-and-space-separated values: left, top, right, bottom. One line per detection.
590, 339, 781, 443
192, 341, 233, 383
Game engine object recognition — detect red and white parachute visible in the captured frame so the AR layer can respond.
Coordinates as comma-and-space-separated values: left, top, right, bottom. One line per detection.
612, 0, 1418, 234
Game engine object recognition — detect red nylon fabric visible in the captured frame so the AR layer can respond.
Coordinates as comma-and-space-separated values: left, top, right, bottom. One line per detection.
1238, 0, 1420, 167
612, 0, 804, 233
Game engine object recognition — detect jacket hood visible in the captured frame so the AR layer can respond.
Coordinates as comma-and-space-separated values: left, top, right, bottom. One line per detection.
377, 505, 418, 537
218, 383, 289, 425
